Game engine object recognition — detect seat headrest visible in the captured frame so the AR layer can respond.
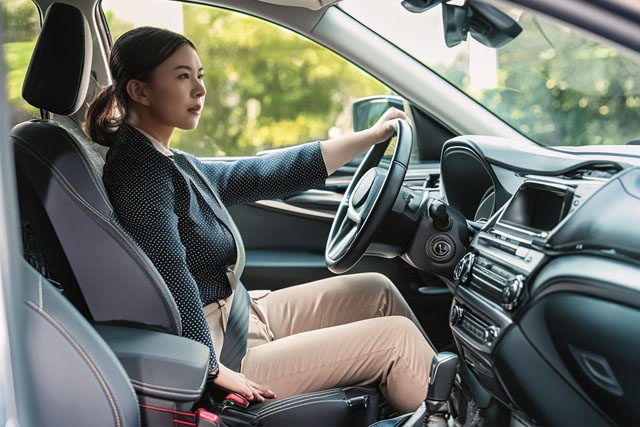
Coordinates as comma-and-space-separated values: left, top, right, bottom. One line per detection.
22, 3, 92, 115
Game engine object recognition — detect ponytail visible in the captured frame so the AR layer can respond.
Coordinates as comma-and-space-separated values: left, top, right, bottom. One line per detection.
85, 84, 125, 147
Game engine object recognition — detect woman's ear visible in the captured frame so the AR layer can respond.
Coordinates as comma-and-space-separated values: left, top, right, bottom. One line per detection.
126, 79, 150, 106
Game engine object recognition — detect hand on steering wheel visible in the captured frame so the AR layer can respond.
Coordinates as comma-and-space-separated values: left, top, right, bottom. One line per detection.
325, 119, 413, 273
369, 107, 410, 144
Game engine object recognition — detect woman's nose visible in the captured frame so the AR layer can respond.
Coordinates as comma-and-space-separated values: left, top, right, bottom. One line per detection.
193, 79, 206, 97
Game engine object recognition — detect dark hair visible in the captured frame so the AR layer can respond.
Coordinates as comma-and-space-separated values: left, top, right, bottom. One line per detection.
85, 27, 195, 146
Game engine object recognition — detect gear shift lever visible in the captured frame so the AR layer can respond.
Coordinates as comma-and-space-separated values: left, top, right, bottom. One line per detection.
427, 352, 458, 401
424, 352, 459, 426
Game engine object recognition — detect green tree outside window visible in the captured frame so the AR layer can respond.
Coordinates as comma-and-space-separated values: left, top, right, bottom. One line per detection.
103, 2, 392, 157
2, 0, 40, 127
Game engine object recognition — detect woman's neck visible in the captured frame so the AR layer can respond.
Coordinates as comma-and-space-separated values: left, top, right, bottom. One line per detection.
126, 110, 174, 149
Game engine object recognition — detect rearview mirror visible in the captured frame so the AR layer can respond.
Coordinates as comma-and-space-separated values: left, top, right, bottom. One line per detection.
352, 96, 405, 132
442, 0, 522, 48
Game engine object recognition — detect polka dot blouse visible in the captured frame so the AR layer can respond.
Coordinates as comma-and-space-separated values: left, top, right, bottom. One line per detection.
102, 124, 328, 370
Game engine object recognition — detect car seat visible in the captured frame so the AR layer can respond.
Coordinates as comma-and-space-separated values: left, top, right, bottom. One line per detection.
11, 3, 378, 425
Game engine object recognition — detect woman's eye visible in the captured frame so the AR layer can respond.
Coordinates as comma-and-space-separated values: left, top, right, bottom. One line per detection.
179, 73, 189, 79
198, 74, 204, 80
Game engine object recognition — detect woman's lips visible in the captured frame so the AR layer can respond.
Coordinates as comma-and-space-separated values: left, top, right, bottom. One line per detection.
188, 105, 202, 115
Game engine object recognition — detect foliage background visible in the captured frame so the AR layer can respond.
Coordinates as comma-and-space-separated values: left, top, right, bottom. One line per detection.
2, 0, 39, 126
105, 5, 390, 156
3, 0, 639, 152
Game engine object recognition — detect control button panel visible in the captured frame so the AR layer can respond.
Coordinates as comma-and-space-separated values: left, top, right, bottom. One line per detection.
451, 304, 502, 349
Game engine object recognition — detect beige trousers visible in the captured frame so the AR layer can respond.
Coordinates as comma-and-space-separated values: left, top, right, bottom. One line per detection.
203, 272, 434, 414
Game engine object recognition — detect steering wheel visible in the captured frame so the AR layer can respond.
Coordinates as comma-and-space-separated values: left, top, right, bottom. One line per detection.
325, 119, 413, 274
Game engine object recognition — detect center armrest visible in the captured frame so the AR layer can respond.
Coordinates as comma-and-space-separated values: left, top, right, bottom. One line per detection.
96, 325, 209, 402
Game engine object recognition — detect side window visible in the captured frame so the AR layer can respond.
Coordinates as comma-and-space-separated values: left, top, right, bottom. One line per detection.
2, 0, 41, 128
101, 0, 394, 158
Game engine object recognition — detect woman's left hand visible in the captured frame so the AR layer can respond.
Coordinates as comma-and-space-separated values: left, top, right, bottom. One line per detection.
369, 107, 411, 144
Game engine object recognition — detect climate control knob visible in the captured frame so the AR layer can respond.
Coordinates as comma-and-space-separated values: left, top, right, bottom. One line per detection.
502, 275, 524, 311
483, 326, 500, 345
450, 305, 464, 326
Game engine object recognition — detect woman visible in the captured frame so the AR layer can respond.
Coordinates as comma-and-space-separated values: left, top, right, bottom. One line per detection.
88, 26, 434, 414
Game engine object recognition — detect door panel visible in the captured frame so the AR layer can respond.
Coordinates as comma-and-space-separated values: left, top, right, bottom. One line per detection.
224, 160, 442, 293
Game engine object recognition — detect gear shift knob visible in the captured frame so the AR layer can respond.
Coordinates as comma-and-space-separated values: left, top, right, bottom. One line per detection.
426, 352, 459, 401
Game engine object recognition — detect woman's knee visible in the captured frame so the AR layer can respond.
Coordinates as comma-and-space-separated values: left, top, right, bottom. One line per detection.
375, 316, 423, 350
361, 272, 394, 293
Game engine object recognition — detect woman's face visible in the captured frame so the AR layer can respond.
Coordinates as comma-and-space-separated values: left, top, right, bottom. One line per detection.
142, 44, 206, 131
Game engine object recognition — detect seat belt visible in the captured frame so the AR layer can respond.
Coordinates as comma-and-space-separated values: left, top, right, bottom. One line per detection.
219, 279, 251, 372
175, 153, 251, 372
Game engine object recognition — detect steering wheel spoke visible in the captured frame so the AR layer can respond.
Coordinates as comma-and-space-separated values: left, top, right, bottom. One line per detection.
326, 215, 358, 261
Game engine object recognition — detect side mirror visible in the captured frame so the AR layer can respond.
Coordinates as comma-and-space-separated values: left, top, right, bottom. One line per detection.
352, 96, 405, 133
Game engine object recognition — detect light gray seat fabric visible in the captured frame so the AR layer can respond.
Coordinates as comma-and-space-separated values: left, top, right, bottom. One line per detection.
21, 259, 140, 427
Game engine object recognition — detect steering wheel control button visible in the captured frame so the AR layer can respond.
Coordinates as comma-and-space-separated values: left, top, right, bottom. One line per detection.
502, 274, 524, 311
351, 169, 376, 208
454, 252, 475, 283
426, 234, 456, 262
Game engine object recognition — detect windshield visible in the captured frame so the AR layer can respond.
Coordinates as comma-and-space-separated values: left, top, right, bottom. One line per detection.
340, 0, 640, 147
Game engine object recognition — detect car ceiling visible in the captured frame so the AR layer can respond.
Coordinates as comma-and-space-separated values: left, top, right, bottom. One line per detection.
256, 0, 340, 10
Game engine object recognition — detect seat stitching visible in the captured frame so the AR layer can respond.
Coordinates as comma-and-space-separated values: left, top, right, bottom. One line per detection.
129, 384, 201, 400
16, 141, 109, 219
255, 390, 337, 415
25, 300, 124, 427
257, 392, 340, 417
260, 399, 344, 419
38, 276, 43, 310
21, 121, 111, 207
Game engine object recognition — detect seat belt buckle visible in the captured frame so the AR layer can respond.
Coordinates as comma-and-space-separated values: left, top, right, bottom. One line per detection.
196, 408, 219, 426
225, 392, 250, 409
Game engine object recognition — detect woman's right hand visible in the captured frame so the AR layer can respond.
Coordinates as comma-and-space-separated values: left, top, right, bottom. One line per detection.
212, 363, 276, 402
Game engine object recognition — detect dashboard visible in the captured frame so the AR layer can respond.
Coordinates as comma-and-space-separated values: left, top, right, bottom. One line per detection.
436, 136, 640, 425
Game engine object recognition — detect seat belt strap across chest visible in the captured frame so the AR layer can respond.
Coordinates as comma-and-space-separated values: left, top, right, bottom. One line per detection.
174, 153, 250, 371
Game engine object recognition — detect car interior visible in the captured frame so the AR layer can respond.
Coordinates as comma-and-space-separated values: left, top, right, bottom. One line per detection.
1, 0, 640, 426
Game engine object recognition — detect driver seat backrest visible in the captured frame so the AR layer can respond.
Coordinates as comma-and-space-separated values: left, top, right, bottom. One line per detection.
11, 2, 181, 335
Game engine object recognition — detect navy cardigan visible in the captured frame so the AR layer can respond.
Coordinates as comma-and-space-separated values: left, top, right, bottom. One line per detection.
103, 124, 327, 370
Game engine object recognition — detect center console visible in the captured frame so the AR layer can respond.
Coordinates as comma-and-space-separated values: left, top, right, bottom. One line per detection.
449, 177, 602, 406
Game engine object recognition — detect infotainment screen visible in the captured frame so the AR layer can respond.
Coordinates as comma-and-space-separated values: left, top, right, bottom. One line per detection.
500, 183, 571, 232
